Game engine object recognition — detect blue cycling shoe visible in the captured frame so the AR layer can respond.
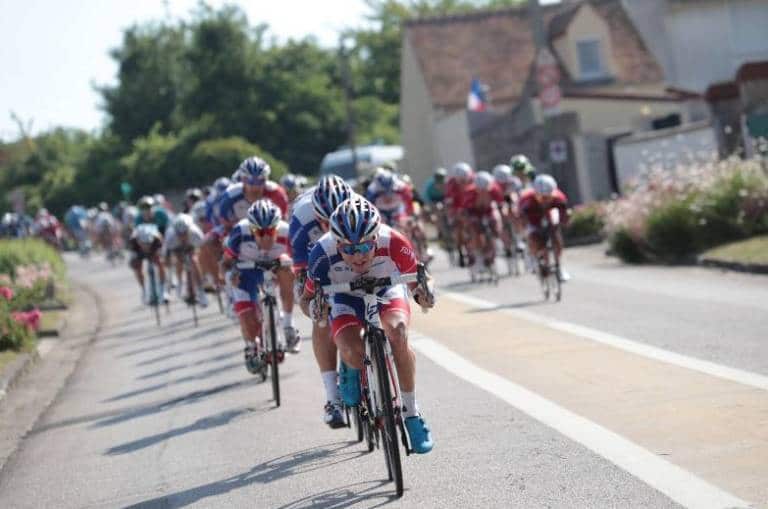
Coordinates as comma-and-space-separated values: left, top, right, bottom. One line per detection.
338, 362, 360, 406
405, 415, 433, 454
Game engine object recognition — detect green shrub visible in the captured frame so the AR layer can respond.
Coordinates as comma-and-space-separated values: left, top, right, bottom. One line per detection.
0, 239, 65, 281
565, 203, 605, 239
189, 137, 288, 183
608, 229, 647, 264
645, 200, 699, 261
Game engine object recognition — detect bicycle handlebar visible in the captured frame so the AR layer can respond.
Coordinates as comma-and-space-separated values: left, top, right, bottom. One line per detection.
236, 259, 282, 272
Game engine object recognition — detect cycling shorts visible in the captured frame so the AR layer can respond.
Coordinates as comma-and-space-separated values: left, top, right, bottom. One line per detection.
330, 284, 410, 340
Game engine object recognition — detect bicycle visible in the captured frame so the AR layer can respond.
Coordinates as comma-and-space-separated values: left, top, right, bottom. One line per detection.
237, 259, 286, 407
469, 216, 498, 285
537, 209, 562, 302
180, 249, 200, 328
314, 263, 432, 497
144, 258, 165, 326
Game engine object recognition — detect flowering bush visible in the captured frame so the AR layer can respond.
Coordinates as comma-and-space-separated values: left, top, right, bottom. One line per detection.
604, 157, 768, 262
0, 239, 64, 351
565, 202, 606, 240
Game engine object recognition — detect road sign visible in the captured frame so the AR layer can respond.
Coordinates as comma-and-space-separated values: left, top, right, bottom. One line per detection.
549, 139, 568, 164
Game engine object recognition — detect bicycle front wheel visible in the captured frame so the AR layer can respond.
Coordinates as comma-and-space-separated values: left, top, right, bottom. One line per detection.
371, 330, 403, 497
267, 301, 280, 407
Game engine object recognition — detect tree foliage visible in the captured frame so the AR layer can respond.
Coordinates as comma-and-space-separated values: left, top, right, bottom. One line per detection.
2, 0, 526, 215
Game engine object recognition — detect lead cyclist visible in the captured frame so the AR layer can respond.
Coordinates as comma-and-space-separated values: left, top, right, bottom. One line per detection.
300, 196, 435, 454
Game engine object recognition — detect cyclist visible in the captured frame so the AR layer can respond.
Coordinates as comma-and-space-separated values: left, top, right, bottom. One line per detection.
32, 208, 63, 249
221, 200, 297, 373
422, 168, 446, 206
280, 174, 304, 205
492, 164, 526, 256
290, 174, 353, 428
64, 205, 90, 254
129, 223, 168, 305
219, 157, 289, 225
94, 202, 120, 258
182, 188, 204, 214
135, 196, 171, 236
518, 175, 571, 281
445, 162, 475, 267
460, 171, 505, 275
301, 196, 435, 454
163, 214, 208, 307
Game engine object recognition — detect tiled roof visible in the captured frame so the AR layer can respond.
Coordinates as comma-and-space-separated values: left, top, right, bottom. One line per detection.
404, 0, 664, 110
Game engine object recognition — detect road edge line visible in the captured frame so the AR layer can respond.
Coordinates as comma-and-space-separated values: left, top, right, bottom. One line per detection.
410, 333, 751, 509
443, 291, 768, 392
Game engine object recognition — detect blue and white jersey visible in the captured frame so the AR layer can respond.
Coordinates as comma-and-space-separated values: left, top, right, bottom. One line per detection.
288, 188, 325, 270
218, 183, 251, 225
224, 218, 291, 263
305, 224, 417, 297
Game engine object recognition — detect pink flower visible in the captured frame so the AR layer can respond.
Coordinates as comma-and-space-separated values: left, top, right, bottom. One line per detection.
0, 286, 13, 301
12, 309, 42, 332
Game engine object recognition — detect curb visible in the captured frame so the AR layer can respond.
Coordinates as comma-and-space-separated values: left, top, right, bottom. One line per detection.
0, 351, 39, 402
564, 234, 604, 247
699, 257, 768, 275
0, 312, 69, 403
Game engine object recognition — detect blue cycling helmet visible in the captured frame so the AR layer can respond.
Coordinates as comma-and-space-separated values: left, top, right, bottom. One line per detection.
247, 199, 281, 229
238, 156, 271, 182
280, 174, 298, 191
214, 177, 231, 194
329, 196, 381, 244
375, 169, 395, 192
312, 175, 352, 220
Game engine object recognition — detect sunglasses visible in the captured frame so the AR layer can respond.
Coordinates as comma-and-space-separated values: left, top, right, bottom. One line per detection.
245, 176, 267, 186
339, 240, 376, 256
250, 226, 276, 237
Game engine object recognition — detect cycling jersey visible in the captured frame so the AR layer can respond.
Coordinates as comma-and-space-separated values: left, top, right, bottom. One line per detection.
422, 177, 445, 204
135, 207, 171, 235
365, 179, 414, 225
460, 182, 505, 216
163, 222, 204, 256
64, 206, 87, 232
287, 188, 326, 271
94, 212, 116, 233
517, 188, 569, 228
218, 182, 289, 227
223, 218, 291, 314
304, 224, 418, 339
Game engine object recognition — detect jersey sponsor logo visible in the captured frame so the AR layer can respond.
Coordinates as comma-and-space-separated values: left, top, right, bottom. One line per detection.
399, 246, 413, 258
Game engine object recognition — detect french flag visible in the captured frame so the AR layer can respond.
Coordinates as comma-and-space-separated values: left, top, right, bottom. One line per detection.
467, 78, 488, 112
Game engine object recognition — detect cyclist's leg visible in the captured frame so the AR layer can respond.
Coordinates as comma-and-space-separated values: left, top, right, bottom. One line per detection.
276, 263, 299, 350
130, 254, 144, 293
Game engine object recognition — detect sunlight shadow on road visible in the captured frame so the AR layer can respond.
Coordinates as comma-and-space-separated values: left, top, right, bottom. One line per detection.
277, 480, 398, 509
118, 323, 233, 358
121, 442, 375, 509
136, 351, 235, 380
29, 379, 258, 435
105, 406, 263, 456
464, 300, 546, 313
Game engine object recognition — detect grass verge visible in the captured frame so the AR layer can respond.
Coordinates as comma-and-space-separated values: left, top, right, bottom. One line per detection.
701, 235, 768, 266
0, 335, 36, 373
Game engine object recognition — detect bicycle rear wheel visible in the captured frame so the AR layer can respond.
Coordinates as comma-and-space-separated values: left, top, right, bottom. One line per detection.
371, 330, 403, 497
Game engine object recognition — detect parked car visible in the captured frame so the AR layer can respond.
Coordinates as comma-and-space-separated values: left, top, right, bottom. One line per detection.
319, 144, 404, 183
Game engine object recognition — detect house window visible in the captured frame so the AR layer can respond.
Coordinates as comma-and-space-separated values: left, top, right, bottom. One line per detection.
576, 39, 604, 79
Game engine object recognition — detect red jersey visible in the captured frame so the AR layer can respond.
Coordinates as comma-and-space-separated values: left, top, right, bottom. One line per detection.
459, 182, 505, 216
517, 188, 569, 227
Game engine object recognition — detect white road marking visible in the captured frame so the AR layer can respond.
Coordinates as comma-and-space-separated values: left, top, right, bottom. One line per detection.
410, 333, 750, 509
443, 291, 768, 392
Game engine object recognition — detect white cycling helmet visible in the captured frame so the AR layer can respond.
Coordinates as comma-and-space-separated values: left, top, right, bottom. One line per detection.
451, 161, 473, 180
172, 214, 192, 235
492, 164, 512, 183
475, 171, 494, 190
533, 174, 558, 196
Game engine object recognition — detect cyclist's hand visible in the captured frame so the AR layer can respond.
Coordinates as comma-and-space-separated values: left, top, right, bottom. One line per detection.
309, 298, 330, 325
228, 268, 240, 288
413, 286, 435, 309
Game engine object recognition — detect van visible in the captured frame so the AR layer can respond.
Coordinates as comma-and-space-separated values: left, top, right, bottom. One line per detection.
319, 144, 404, 182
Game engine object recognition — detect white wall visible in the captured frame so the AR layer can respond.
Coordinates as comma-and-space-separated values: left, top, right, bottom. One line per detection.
628, 0, 768, 92
432, 110, 475, 175
613, 123, 718, 190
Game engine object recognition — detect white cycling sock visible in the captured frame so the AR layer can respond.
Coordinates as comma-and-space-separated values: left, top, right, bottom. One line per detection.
321, 371, 339, 404
282, 312, 293, 328
402, 391, 419, 418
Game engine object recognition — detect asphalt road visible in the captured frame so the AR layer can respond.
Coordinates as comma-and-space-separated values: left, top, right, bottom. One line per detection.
0, 246, 765, 508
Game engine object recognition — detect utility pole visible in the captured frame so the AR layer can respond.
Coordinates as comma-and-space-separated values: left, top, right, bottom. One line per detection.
338, 34, 358, 176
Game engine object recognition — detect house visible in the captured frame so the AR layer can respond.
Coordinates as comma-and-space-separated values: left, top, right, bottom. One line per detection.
623, 0, 768, 94
400, 0, 706, 202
